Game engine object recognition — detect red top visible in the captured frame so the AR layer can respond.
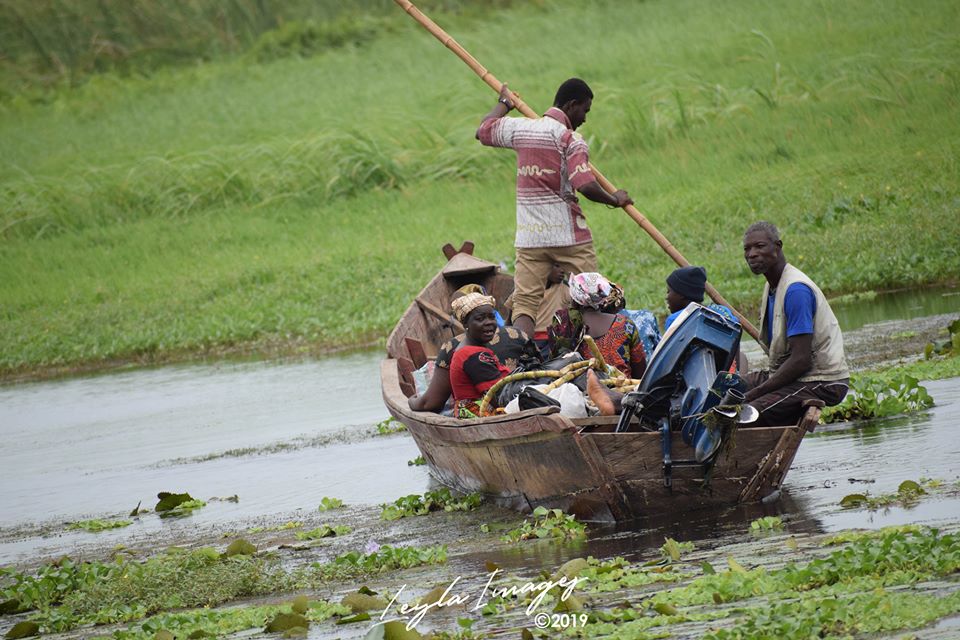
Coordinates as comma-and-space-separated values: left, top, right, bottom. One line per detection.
449, 345, 512, 402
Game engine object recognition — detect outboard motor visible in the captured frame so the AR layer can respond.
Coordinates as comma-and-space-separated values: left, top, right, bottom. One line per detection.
615, 304, 752, 487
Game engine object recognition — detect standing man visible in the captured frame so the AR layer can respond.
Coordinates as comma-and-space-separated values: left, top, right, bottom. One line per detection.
476, 78, 632, 337
504, 261, 570, 357
742, 221, 850, 425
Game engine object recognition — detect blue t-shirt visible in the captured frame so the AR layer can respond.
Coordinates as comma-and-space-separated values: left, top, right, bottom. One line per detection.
664, 304, 737, 332
766, 283, 816, 339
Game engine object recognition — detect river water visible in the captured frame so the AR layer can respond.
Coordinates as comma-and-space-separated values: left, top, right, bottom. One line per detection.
0, 353, 426, 564
0, 288, 957, 568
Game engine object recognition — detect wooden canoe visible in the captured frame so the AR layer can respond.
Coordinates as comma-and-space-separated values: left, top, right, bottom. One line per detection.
381, 245, 820, 522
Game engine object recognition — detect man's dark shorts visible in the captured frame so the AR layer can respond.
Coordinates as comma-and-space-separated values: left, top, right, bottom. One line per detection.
744, 372, 849, 426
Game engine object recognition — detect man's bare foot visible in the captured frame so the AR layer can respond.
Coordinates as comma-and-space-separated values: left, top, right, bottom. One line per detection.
587, 369, 616, 416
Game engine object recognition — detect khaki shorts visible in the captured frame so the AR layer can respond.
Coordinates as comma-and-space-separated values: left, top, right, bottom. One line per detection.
512, 243, 597, 323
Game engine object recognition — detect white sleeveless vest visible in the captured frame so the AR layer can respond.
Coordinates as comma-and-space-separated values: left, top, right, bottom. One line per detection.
758, 264, 849, 382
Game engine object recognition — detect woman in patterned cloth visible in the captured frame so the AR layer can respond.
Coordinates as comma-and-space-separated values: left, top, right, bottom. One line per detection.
448, 292, 514, 418
548, 272, 647, 380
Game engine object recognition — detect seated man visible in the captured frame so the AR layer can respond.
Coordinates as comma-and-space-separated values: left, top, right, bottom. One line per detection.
664, 265, 745, 372
664, 265, 737, 330
742, 221, 849, 426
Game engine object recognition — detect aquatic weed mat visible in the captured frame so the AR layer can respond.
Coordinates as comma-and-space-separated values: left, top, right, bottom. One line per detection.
424, 524, 960, 640
0, 500, 515, 567
0, 505, 522, 638
5, 517, 959, 640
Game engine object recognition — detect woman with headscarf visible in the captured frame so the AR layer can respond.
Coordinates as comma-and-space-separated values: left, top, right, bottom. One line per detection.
408, 286, 540, 414
548, 272, 647, 380
447, 292, 513, 418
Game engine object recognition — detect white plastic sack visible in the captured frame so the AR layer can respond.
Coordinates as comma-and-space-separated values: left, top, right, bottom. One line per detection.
412, 361, 435, 395
503, 383, 587, 418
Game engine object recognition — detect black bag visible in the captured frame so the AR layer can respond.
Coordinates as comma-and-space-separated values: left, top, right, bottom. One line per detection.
517, 386, 561, 411
495, 354, 582, 405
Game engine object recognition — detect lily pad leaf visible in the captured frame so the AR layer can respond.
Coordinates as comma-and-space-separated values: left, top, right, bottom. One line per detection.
342, 592, 388, 613
223, 539, 257, 557
156, 492, 195, 512
291, 595, 310, 615
68, 519, 132, 532
840, 493, 868, 508
700, 561, 716, 575
0, 598, 22, 614
555, 557, 589, 579
4, 622, 39, 639
898, 480, 924, 495
653, 602, 678, 616
727, 556, 748, 574
318, 497, 344, 511
265, 612, 309, 633
662, 537, 682, 561
155, 631, 174, 640
187, 631, 215, 639
337, 612, 372, 625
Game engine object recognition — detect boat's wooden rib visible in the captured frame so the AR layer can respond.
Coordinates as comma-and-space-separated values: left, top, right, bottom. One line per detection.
381, 247, 814, 522
739, 402, 822, 502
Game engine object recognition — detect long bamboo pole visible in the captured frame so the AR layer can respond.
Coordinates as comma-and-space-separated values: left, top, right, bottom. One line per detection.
393, 0, 762, 344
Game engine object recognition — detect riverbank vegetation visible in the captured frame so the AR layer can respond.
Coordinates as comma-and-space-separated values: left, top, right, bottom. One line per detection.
1, 0, 958, 379
820, 318, 960, 421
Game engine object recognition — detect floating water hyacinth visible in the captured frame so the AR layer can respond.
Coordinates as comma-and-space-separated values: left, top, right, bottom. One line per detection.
365, 540, 381, 554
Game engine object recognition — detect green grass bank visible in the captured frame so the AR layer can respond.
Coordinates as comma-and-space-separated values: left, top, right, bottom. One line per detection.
1, 0, 958, 379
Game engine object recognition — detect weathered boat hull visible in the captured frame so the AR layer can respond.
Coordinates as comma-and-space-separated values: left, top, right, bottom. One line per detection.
381, 247, 818, 522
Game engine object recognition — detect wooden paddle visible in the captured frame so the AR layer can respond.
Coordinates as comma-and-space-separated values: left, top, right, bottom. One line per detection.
393, 0, 763, 344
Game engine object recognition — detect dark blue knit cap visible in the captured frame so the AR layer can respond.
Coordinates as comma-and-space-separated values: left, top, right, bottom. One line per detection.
666, 266, 707, 302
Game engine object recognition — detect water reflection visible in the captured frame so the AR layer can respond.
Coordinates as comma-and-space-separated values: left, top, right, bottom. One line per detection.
830, 285, 959, 332
785, 378, 960, 531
